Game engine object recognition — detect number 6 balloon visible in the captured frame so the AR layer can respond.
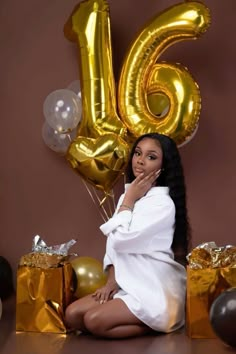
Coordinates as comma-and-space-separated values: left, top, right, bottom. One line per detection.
118, 1, 211, 145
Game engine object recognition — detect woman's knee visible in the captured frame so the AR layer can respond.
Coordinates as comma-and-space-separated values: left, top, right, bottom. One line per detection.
83, 309, 105, 336
64, 304, 74, 327
65, 303, 82, 328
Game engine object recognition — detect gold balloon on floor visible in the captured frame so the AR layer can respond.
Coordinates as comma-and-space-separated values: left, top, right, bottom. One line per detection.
70, 256, 107, 299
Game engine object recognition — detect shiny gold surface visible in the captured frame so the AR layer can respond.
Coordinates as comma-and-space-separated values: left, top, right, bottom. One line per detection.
70, 256, 107, 299
66, 133, 129, 193
19, 252, 69, 269
64, 0, 126, 139
186, 267, 236, 339
64, 0, 211, 197
118, 1, 211, 145
186, 242, 236, 338
16, 263, 73, 333
187, 242, 236, 269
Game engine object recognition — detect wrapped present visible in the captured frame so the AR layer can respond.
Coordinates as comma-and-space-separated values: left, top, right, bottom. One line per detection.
186, 242, 236, 338
16, 235, 76, 333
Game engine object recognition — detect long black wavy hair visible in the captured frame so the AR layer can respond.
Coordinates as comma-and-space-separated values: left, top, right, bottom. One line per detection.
126, 132, 191, 264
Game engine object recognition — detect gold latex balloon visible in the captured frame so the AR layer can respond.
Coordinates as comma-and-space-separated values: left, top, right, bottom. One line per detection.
118, 1, 211, 146
70, 256, 107, 299
64, 0, 127, 139
66, 133, 130, 193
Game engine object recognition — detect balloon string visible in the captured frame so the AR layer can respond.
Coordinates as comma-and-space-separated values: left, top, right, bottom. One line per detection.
81, 181, 117, 221
91, 186, 110, 221
81, 179, 107, 222
106, 190, 115, 218
99, 189, 117, 218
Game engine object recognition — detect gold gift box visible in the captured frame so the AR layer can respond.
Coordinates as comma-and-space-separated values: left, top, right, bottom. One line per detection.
16, 252, 74, 333
186, 243, 236, 338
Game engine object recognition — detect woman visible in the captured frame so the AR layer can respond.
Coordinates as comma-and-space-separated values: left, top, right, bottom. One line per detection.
65, 132, 190, 338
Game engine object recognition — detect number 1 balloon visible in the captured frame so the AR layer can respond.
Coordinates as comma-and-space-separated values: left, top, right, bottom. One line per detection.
64, 0, 127, 139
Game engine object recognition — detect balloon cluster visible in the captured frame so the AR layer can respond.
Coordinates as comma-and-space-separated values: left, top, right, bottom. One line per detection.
43, 0, 211, 195
42, 81, 82, 155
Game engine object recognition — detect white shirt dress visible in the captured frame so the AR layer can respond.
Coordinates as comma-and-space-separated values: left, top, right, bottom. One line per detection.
100, 185, 186, 333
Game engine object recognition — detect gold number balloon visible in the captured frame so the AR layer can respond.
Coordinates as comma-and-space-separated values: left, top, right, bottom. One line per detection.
64, 0, 129, 193
64, 0, 126, 139
145, 62, 201, 145
118, 1, 211, 145
64, 0, 211, 192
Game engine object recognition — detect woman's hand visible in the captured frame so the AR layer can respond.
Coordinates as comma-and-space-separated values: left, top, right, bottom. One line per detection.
92, 280, 119, 304
123, 169, 161, 206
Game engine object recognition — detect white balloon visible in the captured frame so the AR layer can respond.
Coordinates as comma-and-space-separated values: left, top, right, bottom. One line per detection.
43, 89, 82, 133
42, 121, 77, 155
178, 123, 199, 148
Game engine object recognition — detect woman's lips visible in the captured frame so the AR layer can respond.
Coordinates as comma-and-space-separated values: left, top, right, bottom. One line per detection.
135, 168, 144, 173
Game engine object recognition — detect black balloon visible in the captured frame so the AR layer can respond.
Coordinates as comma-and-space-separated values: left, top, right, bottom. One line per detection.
210, 287, 236, 347
0, 256, 14, 300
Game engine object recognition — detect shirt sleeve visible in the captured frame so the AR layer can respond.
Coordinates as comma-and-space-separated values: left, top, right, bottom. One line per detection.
103, 252, 113, 271
100, 209, 132, 235
100, 194, 175, 254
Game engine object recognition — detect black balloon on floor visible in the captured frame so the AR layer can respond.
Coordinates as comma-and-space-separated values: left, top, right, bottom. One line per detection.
0, 256, 14, 300
209, 287, 236, 347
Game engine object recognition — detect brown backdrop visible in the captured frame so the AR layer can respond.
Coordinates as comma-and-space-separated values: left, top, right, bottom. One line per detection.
1, 0, 235, 282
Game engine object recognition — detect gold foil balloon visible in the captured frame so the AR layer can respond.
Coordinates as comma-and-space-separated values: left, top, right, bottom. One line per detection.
70, 256, 107, 299
145, 62, 201, 145
64, 0, 127, 139
118, 1, 211, 145
62, 0, 210, 194
66, 133, 129, 192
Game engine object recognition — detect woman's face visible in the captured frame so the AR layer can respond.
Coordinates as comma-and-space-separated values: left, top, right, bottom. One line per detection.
132, 138, 163, 178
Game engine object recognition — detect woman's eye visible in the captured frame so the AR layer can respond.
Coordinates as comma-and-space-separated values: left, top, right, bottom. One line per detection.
148, 155, 156, 160
134, 150, 141, 156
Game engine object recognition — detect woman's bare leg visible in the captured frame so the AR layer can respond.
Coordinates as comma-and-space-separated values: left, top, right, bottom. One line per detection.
65, 294, 101, 332
83, 298, 152, 338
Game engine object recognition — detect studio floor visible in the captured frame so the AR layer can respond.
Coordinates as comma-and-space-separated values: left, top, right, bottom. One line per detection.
0, 296, 235, 354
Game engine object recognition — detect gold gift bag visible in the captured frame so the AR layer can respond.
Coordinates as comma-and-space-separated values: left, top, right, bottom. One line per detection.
186, 266, 236, 338
16, 253, 74, 333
